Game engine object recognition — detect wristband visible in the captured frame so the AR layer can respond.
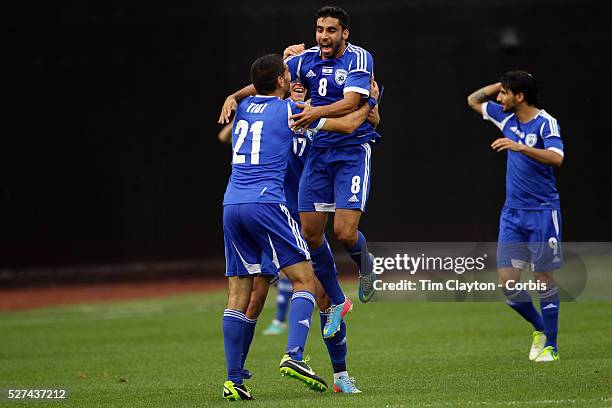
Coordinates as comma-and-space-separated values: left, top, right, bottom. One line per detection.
367, 97, 377, 108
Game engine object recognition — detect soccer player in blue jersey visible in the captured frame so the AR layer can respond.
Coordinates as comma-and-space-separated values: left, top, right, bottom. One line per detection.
219, 5, 380, 346
219, 80, 306, 337
467, 71, 564, 362
226, 79, 379, 394
221, 54, 380, 400
285, 6, 380, 318
240, 80, 379, 394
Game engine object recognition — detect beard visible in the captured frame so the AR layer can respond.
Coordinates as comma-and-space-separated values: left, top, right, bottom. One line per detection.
502, 103, 516, 113
320, 39, 342, 57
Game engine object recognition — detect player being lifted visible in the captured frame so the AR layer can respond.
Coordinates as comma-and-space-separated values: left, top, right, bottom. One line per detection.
219, 5, 380, 341
221, 54, 380, 400
467, 71, 564, 362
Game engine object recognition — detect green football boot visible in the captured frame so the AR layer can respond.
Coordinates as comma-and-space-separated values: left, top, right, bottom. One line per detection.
279, 354, 328, 392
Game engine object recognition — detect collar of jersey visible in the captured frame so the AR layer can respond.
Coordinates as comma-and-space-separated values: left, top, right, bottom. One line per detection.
518, 109, 543, 125
254, 95, 280, 99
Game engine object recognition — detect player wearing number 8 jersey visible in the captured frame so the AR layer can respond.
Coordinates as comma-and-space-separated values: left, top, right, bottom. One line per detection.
283, 7, 380, 323
467, 71, 564, 363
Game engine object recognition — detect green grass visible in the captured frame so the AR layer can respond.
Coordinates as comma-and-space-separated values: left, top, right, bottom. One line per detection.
1, 287, 611, 407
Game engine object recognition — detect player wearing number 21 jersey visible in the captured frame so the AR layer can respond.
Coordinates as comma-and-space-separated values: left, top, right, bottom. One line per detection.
221, 53, 379, 400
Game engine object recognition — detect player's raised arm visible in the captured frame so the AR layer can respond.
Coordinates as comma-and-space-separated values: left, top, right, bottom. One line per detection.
467, 82, 502, 115
218, 84, 257, 124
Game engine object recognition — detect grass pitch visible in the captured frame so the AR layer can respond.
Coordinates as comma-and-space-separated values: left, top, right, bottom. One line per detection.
1, 286, 611, 407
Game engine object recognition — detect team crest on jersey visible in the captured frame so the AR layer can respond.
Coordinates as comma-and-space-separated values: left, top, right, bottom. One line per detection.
525, 133, 538, 147
334, 69, 348, 85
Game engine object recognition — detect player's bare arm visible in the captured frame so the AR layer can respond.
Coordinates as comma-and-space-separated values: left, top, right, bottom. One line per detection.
290, 91, 362, 129
491, 138, 563, 167
318, 102, 374, 134
467, 82, 502, 114
218, 84, 257, 124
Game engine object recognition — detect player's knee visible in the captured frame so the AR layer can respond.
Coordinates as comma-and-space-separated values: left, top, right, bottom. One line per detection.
533, 271, 555, 286
301, 227, 324, 247
497, 267, 521, 287
227, 293, 249, 312
288, 264, 316, 292
246, 297, 264, 319
334, 225, 357, 247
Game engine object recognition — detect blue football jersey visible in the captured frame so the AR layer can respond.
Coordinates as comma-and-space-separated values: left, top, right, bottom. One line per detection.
223, 95, 321, 206
284, 134, 310, 218
285, 43, 379, 147
483, 101, 564, 209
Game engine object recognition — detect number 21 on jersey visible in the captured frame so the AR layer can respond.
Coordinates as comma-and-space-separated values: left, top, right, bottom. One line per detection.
233, 120, 263, 164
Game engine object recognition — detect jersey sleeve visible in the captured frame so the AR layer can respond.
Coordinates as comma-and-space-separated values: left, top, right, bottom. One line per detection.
284, 54, 302, 82
344, 50, 373, 96
540, 117, 564, 157
482, 101, 513, 131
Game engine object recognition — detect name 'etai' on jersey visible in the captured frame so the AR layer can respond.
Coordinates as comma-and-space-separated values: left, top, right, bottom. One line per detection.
482, 101, 564, 210
223, 95, 323, 206
285, 44, 379, 147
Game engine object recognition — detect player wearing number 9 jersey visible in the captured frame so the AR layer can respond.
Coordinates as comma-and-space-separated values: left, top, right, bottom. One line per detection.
467, 71, 564, 363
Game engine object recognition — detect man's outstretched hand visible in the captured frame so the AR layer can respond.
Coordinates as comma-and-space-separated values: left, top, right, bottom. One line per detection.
290, 104, 320, 129
218, 96, 237, 124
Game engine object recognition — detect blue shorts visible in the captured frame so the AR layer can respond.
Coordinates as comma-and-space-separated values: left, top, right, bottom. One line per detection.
497, 207, 563, 272
261, 213, 301, 276
223, 203, 310, 278
298, 143, 373, 213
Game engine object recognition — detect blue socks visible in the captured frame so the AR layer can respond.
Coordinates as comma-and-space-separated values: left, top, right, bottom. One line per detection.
539, 285, 560, 351
503, 288, 544, 332
319, 312, 347, 373
241, 317, 257, 374
286, 290, 315, 360
346, 231, 368, 274
275, 278, 293, 323
311, 237, 345, 305
223, 309, 246, 384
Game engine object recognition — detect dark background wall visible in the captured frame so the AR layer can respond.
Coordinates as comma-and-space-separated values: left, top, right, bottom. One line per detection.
3, 0, 611, 269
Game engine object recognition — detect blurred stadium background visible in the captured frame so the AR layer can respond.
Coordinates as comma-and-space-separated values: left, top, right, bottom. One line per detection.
3, 0, 611, 281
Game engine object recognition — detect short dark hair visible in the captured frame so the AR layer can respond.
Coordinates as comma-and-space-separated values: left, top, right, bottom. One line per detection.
316, 5, 349, 30
250, 54, 285, 95
500, 70, 539, 106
